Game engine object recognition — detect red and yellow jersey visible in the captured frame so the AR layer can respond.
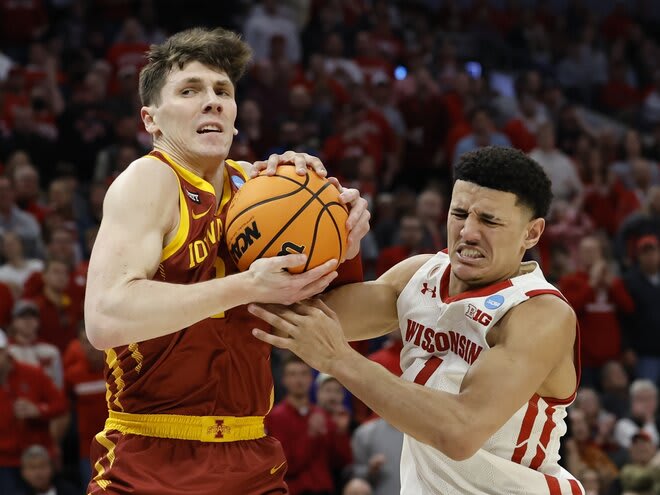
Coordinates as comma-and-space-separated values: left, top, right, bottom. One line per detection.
103, 150, 275, 417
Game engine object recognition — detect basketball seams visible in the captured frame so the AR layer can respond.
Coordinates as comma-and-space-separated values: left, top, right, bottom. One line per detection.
253, 181, 334, 261
225, 166, 349, 272
224, 174, 311, 233
294, 201, 346, 272
269, 172, 344, 211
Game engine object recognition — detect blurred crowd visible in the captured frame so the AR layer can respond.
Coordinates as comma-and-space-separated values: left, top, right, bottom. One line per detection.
1, 0, 660, 494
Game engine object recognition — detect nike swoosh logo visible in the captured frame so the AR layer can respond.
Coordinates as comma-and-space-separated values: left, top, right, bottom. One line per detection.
270, 461, 286, 475
191, 206, 212, 220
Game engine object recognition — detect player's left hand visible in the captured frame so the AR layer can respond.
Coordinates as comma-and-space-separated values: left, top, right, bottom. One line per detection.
327, 178, 370, 260
251, 151, 370, 261
249, 298, 354, 374
250, 150, 327, 178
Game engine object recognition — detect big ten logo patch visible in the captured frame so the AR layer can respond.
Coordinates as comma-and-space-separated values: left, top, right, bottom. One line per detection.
465, 303, 492, 326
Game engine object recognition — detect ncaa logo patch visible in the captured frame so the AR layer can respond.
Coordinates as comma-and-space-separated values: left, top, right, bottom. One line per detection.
484, 294, 505, 310
231, 175, 245, 189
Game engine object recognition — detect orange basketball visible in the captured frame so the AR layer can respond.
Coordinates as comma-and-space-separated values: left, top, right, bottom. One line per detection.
224, 165, 349, 273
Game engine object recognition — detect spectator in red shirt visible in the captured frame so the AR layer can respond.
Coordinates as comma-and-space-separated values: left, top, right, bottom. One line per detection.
7, 300, 63, 389
376, 215, 432, 276
64, 325, 106, 487
559, 235, 635, 387
0, 281, 14, 328
503, 90, 547, 153
416, 189, 446, 252
599, 61, 641, 121
0, 329, 67, 494
10, 162, 48, 225
30, 258, 82, 354
23, 225, 81, 299
265, 355, 352, 495
105, 18, 149, 89
368, 330, 403, 378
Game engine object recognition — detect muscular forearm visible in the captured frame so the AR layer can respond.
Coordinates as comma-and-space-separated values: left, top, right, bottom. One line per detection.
86, 273, 251, 349
329, 349, 475, 460
323, 281, 399, 341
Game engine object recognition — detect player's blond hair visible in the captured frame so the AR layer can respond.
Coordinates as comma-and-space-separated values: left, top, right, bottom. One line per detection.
139, 27, 252, 106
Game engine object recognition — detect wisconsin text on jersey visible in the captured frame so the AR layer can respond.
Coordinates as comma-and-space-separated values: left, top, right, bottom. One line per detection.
404, 318, 483, 365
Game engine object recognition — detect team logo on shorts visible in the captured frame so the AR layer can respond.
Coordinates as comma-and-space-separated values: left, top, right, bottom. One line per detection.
484, 294, 505, 310
232, 175, 245, 189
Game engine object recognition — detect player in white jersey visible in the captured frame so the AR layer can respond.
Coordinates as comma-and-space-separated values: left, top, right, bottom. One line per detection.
250, 146, 584, 494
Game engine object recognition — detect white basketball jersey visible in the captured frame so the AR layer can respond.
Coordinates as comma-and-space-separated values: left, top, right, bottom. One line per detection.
397, 252, 584, 495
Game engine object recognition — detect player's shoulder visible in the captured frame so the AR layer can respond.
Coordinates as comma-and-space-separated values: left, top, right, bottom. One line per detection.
507, 291, 576, 338
379, 253, 437, 294
107, 155, 178, 199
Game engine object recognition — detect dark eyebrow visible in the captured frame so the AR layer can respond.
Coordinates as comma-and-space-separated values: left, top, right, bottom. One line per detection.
450, 207, 503, 223
478, 212, 501, 222
178, 77, 232, 88
179, 77, 202, 85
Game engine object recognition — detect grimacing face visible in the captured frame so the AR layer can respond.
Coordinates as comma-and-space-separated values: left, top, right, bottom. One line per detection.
141, 61, 238, 167
447, 180, 544, 292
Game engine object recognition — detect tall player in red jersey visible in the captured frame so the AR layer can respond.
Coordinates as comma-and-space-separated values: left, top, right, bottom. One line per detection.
84, 28, 369, 495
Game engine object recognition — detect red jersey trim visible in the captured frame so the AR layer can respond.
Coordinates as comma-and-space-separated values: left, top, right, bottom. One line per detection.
511, 394, 540, 464
524, 289, 581, 406
544, 474, 561, 495
529, 405, 556, 470
569, 478, 584, 494
439, 264, 513, 303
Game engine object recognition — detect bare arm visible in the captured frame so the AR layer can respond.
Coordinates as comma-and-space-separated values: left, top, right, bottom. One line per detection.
321, 254, 433, 341
250, 295, 577, 461
85, 158, 338, 349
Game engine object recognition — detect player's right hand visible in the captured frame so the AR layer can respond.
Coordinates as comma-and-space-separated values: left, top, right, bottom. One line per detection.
246, 254, 338, 305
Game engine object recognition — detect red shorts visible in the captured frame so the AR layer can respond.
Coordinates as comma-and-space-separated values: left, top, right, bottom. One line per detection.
87, 431, 288, 495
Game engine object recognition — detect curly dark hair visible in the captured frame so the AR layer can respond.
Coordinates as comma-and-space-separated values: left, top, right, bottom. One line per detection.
139, 27, 252, 106
453, 146, 552, 219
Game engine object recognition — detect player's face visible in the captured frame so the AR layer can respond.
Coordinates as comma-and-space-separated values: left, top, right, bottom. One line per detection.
143, 61, 237, 166
446, 180, 544, 292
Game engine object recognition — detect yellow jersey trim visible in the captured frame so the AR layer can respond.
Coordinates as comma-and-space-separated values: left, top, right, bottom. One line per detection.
156, 150, 216, 195
90, 430, 117, 490
105, 349, 125, 412
161, 173, 190, 262
105, 410, 266, 443
226, 159, 250, 181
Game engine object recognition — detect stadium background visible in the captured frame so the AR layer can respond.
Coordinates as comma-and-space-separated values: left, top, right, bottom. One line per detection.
1, 1, 660, 494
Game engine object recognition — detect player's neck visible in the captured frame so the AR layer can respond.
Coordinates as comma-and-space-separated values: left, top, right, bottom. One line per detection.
448, 265, 524, 297
154, 144, 225, 182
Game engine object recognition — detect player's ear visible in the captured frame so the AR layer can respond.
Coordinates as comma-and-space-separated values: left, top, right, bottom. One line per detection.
141, 106, 159, 135
523, 218, 544, 250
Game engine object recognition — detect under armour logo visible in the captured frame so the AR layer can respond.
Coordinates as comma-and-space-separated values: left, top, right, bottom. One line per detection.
421, 282, 437, 298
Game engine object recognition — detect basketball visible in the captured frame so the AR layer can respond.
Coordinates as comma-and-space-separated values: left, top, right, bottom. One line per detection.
224, 165, 349, 273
